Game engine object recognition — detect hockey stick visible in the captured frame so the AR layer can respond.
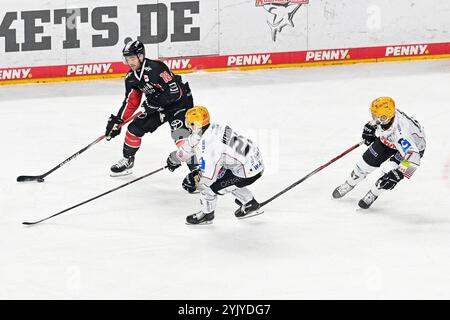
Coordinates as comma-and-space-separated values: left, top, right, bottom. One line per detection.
260, 141, 364, 208
17, 112, 143, 183
22, 166, 168, 226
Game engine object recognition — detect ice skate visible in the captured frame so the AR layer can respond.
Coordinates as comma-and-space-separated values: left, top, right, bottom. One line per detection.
110, 156, 134, 177
186, 211, 215, 225
358, 190, 378, 209
234, 198, 264, 219
332, 181, 355, 199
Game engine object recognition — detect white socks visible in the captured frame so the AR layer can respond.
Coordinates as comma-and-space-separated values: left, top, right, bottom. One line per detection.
231, 187, 254, 205
200, 188, 217, 214
347, 159, 377, 187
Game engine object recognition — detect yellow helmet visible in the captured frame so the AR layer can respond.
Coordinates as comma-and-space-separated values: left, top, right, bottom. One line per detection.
370, 97, 395, 125
185, 106, 210, 133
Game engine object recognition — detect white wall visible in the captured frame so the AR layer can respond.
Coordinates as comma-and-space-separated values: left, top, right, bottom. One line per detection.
1, 0, 449, 68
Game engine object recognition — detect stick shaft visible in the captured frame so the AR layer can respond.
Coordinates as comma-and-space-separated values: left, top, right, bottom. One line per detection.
260, 141, 364, 207
18, 112, 142, 181
23, 166, 167, 225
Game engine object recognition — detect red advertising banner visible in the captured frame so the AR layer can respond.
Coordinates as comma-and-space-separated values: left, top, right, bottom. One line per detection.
1, 42, 449, 85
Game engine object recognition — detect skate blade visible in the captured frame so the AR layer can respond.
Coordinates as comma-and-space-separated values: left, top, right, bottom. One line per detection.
185, 220, 213, 225
110, 170, 133, 177
237, 210, 264, 220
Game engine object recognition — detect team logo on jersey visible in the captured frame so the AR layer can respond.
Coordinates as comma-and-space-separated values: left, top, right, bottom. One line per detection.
255, 0, 309, 41
368, 145, 379, 158
170, 119, 184, 130
398, 138, 412, 152
144, 75, 150, 82
160, 71, 173, 83
200, 158, 206, 172
142, 83, 156, 94
380, 136, 396, 150
217, 167, 227, 179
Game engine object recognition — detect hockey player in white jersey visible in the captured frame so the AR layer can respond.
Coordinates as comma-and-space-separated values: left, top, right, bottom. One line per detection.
166, 106, 264, 224
332, 97, 426, 209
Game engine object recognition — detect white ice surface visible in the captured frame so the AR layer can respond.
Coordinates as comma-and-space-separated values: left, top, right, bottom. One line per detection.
1, 59, 450, 299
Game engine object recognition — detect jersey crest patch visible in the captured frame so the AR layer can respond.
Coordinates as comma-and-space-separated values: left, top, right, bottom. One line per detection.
170, 119, 183, 130
160, 71, 173, 83
380, 137, 396, 149
216, 167, 226, 179
398, 138, 412, 152
200, 158, 206, 172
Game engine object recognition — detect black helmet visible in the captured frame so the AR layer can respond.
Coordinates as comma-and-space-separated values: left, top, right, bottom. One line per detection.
122, 40, 145, 57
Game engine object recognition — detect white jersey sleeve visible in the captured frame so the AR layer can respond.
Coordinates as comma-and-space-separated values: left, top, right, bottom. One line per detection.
376, 109, 426, 178
174, 134, 200, 163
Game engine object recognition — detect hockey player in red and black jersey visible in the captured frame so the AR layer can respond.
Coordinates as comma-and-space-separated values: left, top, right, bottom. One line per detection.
105, 40, 196, 176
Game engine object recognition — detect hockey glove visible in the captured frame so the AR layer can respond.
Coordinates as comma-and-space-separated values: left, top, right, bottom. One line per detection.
182, 168, 201, 193
105, 114, 124, 140
362, 122, 377, 146
376, 169, 404, 190
166, 151, 182, 172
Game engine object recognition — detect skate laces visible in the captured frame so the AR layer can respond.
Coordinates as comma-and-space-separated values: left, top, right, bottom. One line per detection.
339, 182, 352, 193
115, 157, 131, 168
363, 191, 375, 203
194, 211, 205, 219
243, 202, 253, 213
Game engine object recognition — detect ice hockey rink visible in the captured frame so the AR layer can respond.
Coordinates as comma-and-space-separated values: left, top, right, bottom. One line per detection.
1, 59, 449, 299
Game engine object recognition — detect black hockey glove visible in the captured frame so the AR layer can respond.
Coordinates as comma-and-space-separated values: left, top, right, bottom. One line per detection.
362, 122, 377, 146
182, 168, 201, 193
166, 151, 182, 172
105, 114, 124, 140
376, 169, 404, 190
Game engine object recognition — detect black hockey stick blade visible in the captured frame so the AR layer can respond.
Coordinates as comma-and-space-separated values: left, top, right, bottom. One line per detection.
17, 175, 45, 182
23, 215, 56, 226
